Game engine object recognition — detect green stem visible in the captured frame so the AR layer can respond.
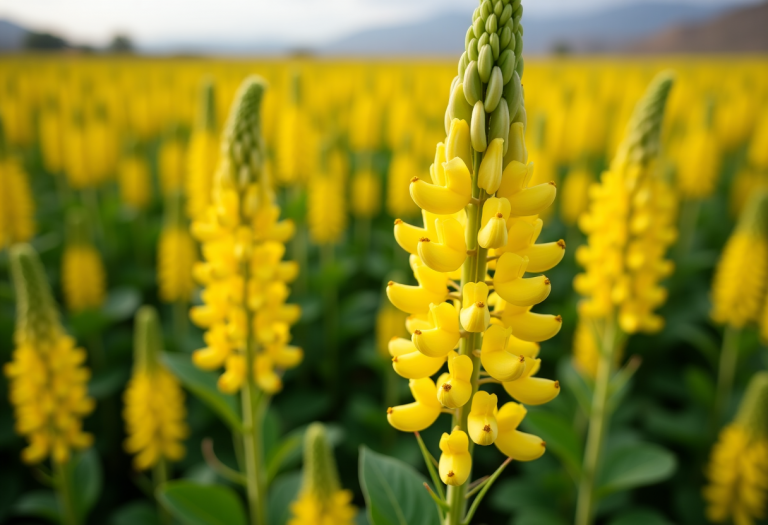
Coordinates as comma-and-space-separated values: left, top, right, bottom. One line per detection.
54, 458, 79, 525
153, 458, 170, 525
462, 458, 511, 525
714, 326, 740, 427
173, 300, 188, 350
242, 334, 268, 525
575, 317, 618, 525
445, 150, 486, 525
675, 199, 700, 262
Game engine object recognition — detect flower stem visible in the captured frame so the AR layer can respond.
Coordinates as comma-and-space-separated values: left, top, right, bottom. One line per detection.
242, 337, 268, 525
153, 458, 171, 525
575, 316, 618, 525
54, 458, 79, 525
713, 326, 740, 427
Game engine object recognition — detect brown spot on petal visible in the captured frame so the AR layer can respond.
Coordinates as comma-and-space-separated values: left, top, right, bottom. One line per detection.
496, 212, 503, 218
447, 471, 455, 477
414, 330, 422, 335
557, 239, 566, 249
442, 383, 452, 391
394, 218, 403, 225
390, 337, 398, 342
483, 424, 492, 432
544, 279, 551, 285
519, 355, 525, 362
548, 181, 556, 187
387, 407, 394, 414
541, 441, 546, 447
554, 381, 560, 389
388, 281, 394, 287
420, 237, 430, 243
411, 177, 420, 183
476, 302, 485, 308
392, 356, 399, 362
555, 315, 562, 323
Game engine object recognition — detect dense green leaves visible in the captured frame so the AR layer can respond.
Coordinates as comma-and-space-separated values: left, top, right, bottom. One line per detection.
598, 443, 677, 496
267, 472, 301, 525
157, 481, 247, 525
110, 501, 161, 525
358, 446, 440, 525
161, 352, 243, 431
13, 490, 59, 522
72, 449, 103, 521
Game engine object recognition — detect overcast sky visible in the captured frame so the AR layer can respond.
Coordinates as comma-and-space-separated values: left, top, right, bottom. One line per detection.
0, 0, 754, 47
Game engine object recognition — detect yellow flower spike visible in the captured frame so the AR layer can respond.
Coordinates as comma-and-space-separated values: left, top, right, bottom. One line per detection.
436, 352, 473, 409
481, 324, 526, 382
478, 197, 511, 249
478, 138, 505, 194
493, 252, 552, 307
389, 338, 447, 380
494, 402, 546, 461
445, 119, 473, 175
417, 217, 467, 273
429, 143, 447, 186
503, 358, 561, 406
460, 282, 491, 332
255, 354, 282, 394
467, 390, 499, 446
192, 324, 231, 370
386, 377, 442, 432
410, 157, 472, 215
412, 302, 461, 358
439, 428, 472, 486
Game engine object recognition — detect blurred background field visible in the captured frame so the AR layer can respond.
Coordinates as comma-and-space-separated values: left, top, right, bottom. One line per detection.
1, 1, 768, 525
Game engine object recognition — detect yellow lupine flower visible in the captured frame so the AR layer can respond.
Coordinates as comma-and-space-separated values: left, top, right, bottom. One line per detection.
158, 226, 196, 304
289, 423, 356, 525
118, 152, 152, 210
386, 149, 420, 218
560, 165, 593, 226
439, 428, 472, 486
386, 377, 442, 432
61, 208, 106, 312
704, 372, 768, 525
308, 173, 347, 245
495, 402, 546, 461
730, 167, 768, 218
0, 156, 35, 249
711, 192, 768, 329
351, 168, 381, 219
186, 81, 219, 220
375, 303, 408, 359
4, 244, 94, 464
190, 76, 301, 394
575, 74, 678, 334
123, 306, 188, 471
159, 136, 187, 196
676, 126, 721, 200
39, 104, 63, 173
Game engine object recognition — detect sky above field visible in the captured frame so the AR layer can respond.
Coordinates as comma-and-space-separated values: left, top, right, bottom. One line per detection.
0, 0, 754, 48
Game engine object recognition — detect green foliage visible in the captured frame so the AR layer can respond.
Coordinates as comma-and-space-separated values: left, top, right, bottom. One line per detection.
598, 443, 677, 496
157, 481, 248, 525
358, 446, 440, 525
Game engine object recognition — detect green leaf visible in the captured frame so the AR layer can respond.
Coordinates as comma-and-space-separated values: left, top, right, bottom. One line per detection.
72, 449, 103, 521
161, 352, 243, 432
102, 286, 142, 322
597, 443, 677, 496
267, 472, 301, 525
358, 446, 440, 525
511, 508, 569, 525
13, 490, 59, 522
522, 410, 582, 480
607, 508, 674, 525
110, 501, 160, 525
157, 481, 247, 525
557, 358, 593, 417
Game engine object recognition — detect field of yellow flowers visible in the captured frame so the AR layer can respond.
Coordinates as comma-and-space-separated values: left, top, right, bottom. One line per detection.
1, 24, 768, 525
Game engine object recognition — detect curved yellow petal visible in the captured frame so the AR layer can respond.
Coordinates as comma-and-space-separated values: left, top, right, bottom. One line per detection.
410, 157, 471, 215
436, 353, 473, 408
494, 252, 551, 307
478, 138, 505, 194
503, 376, 561, 406
495, 429, 546, 461
393, 218, 425, 255
412, 302, 461, 358
501, 307, 562, 342
445, 119, 473, 172
389, 337, 447, 379
461, 282, 491, 332
387, 281, 446, 315
386, 402, 441, 432
481, 324, 527, 382
467, 391, 498, 445
508, 182, 557, 217
418, 216, 467, 273
518, 240, 566, 273
439, 429, 472, 486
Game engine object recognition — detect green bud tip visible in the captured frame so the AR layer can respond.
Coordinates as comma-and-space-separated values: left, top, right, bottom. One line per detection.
198, 79, 217, 132
134, 305, 164, 375
301, 422, 341, 506
736, 190, 768, 237
735, 371, 768, 439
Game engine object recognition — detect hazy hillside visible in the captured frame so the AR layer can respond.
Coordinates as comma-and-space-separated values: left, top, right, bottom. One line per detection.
0, 19, 28, 50
627, 2, 768, 53
321, 2, 728, 55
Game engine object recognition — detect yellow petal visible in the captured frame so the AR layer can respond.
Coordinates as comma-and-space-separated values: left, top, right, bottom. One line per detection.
412, 302, 461, 358
495, 429, 546, 461
481, 325, 526, 382
445, 119, 473, 172
389, 338, 447, 379
467, 391, 498, 445
478, 138, 505, 194
387, 281, 446, 315
518, 240, 566, 273
508, 182, 557, 217
503, 376, 561, 406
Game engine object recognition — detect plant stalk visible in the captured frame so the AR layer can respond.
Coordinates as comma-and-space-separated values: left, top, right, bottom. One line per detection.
713, 326, 740, 426
54, 458, 79, 525
153, 458, 170, 525
575, 316, 618, 525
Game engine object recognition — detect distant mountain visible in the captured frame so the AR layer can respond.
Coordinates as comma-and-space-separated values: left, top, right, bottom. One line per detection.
320, 2, 734, 55
627, 2, 768, 53
0, 19, 29, 50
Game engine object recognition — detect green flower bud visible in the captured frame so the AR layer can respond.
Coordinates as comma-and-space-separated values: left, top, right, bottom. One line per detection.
463, 61, 482, 106
505, 122, 527, 166
513, 14, 521, 32
300, 423, 342, 509
500, 26, 513, 51
512, 103, 527, 131
514, 30, 523, 58
503, 70, 522, 117
473, 7, 480, 21
473, 17, 485, 39
503, 0, 511, 4
197, 80, 217, 132
10, 244, 62, 347
490, 32, 500, 60
134, 305, 163, 375
515, 55, 525, 79
478, 45, 494, 83
485, 67, 504, 113
449, 81, 474, 130
489, 98, 510, 154
500, 4, 513, 25
465, 26, 475, 49
458, 51, 469, 81
498, 49, 515, 84
481, 0, 493, 20
450, 75, 461, 93
736, 372, 768, 438
494, 0, 503, 17
478, 32, 490, 50
445, 108, 452, 137
468, 38, 479, 61
486, 13, 498, 34
512, 0, 522, 8
471, 101, 488, 152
